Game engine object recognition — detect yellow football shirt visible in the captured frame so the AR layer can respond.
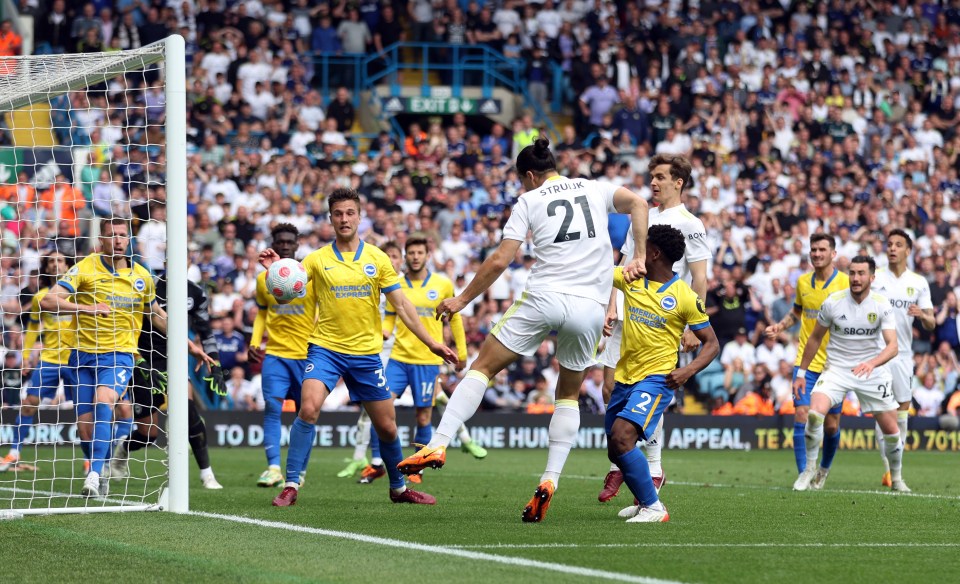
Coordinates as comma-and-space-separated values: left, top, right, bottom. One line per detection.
25, 287, 76, 365
613, 268, 710, 385
302, 241, 400, 355
383, 272, 467, 365
57, 254, 156, 354
255, 270, 317, 360
793, 268, 849, 373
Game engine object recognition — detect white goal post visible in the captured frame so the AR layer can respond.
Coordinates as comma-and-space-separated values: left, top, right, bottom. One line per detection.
0, 36, 188, 515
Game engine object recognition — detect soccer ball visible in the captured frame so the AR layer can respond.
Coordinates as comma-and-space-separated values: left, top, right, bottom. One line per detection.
267, 258, 308, 302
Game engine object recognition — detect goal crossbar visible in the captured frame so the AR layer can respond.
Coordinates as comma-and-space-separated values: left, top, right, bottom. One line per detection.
0, 42, 166, 112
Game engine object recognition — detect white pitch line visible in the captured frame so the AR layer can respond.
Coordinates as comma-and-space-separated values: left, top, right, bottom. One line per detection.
448, 542, 960, 550
189, 511, 692, 584
557, 475, 960, 501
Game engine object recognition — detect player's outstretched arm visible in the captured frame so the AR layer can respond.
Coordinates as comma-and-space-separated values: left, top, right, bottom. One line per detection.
435, 238, 522, 319
387, 288, 459, 365
666, 324, 720, 390
39, 284, 110, 316
258, 248, 280, 269
612, 186, 649, 281
765, 305, 800, 339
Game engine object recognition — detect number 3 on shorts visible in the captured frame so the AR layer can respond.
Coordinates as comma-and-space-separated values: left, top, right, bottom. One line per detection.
375, 368, 386, 387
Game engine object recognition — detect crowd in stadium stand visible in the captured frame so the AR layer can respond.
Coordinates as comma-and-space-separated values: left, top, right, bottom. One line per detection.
3, 0, 960, 423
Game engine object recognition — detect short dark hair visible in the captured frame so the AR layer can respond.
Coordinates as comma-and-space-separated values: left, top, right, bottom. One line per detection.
649, 224, 686, 264
810, 232, 836, 250
100, 217, 128, 233
850, 254, 876, 274
271, 222, 299, 241
515, 137, 556, 176
381, 240, 401, 255
328, 187, 361, 212
405, 237, 428, 252
888, 228, 913, 249
648, 154, 693, 192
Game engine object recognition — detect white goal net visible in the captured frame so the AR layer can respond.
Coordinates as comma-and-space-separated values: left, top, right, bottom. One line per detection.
0, 37, 189, 516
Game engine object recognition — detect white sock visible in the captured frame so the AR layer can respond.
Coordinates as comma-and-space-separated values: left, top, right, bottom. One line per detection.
371, 457, 383, 467
883, 432, 903, 481
199, 467, 214, 481
805, 411, 825, 470
457, 425, 472, 444
430, 371, 488, 448
284, 481, 299, 489
642, 417, 664, 477
353, 410, 371, 460
609, 462, 620, 472
539, 400, 580, 487
897, 411, 909, 450
435, 391, 449, 407
268, 464, 281, 472
876, 421, 890, 472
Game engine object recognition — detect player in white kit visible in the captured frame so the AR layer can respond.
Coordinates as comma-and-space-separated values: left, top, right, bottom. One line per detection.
397, 138, 651, 522
792, 255, 910, 492
872, 229, 934, 487
597, 154, 710, 502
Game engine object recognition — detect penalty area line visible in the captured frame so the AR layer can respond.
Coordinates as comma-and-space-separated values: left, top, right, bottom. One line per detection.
188, 510, 692, 584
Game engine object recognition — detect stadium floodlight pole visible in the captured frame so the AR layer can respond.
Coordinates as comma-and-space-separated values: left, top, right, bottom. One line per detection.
164, 33, 190, 514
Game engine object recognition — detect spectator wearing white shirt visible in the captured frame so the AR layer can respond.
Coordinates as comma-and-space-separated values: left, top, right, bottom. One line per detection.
230, 366, 264, 411
913, 371, 943, 417
297, 91, 326, 131
137, 202, 167, 272
237, 51, 273, 99
754, 334, 786, 374
720, 328, 757, 370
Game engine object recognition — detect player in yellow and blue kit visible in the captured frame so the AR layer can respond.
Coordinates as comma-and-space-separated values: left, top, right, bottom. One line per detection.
764, 233, 849, 480
41, 218, 167, 498
359, 237, 468, 483
606, 225, 719, 523
250, 223, 318, 488
0, 253, 77, 471
262, 188, 458, 508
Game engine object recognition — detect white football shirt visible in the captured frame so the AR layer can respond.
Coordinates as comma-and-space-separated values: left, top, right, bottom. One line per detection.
614, 203, 710, 320
817, 289, 896, 370
502, 175, 617, 304
872, 267, 933, 357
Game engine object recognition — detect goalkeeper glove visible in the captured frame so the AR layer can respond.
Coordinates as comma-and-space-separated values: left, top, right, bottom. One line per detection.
135, 357, 168, 396
204, 362, 226, 396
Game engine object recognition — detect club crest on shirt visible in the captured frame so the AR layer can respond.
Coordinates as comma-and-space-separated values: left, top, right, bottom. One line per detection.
427, 289, 439, 301
660, 296, 677, 311
363, 263, 377, 277
907, 287, 915, 297
134, 278, 146, 291
867, 312, 878, 324
186, 296, 194, 310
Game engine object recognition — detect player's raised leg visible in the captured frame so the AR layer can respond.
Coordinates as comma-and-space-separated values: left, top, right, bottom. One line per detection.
400, 334, 517, 474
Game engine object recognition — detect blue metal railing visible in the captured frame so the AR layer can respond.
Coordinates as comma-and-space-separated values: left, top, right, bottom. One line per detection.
310, 42, 558, 144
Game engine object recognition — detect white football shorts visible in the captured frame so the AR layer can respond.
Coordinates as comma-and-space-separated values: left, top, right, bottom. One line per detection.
492, 290, 605, 372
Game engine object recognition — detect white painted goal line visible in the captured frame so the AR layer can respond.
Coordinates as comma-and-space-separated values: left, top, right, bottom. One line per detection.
447, 542, 960, 550
189, 511, 691, 584
557, 474, 960, 501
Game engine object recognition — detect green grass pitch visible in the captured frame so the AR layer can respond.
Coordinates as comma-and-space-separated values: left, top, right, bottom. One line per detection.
1, 446, 958, 583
